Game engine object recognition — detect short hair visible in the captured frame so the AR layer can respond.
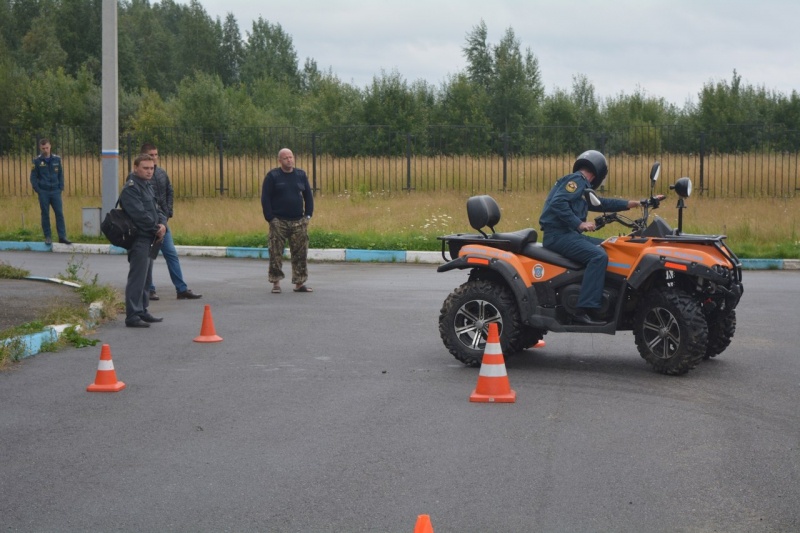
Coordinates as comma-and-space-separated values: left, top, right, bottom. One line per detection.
39, 138, 51, 146
140, 142, 157, 153
134, 153, 155, 167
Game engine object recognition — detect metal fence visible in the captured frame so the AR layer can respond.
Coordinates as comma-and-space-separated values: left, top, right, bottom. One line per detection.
2, 124, 799, 198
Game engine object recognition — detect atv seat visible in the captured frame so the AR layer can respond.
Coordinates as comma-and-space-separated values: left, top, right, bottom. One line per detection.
521, 243, 584, 270
466, 195, 539, 254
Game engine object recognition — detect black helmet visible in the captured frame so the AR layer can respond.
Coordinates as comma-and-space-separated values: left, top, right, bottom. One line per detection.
573, 150, 608, 188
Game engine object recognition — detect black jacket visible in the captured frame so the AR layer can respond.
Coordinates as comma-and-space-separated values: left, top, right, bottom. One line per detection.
119, 174, 167, 237
151, 166, 174, 218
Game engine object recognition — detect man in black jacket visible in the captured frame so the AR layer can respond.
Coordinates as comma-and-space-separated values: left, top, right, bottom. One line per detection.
261, 148, 314, 294
118, 154, 167, 328
140, 143, 201, 301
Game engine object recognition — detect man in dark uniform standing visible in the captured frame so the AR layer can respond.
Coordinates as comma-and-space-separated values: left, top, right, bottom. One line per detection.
119, 154, 167, 328
261, 148, 314, 294
539, 150, 649, 325
29, 138, 71, 245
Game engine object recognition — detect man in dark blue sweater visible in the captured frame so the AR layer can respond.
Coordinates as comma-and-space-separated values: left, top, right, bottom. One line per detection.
261, 148, 314, 294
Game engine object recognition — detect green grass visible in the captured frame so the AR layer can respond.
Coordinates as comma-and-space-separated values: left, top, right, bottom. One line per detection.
0, 256, 121, 368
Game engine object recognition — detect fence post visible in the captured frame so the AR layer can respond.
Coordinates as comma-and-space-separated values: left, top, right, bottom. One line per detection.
405, 132, 413, 191
217, 133, 225, 196
311, 132, 317, 194
502, 131, 509, 192
699, 132, 706, 194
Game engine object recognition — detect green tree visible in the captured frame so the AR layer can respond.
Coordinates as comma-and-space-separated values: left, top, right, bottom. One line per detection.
299, 70, 363, 130
15, 67, 93, 133
120, 0, 178, 96
248, 77, 302, 126
362, 70, 429, 131
240, 17, 301, 89
126, 88, 177, 133
462, 22, 544, 134
19, 13, 68, 73
174, 0, 222, 82
173, 71, 232, 133
434, 73, 490, 127
218, 13, 243, 85
0, 41, 27, 146
463, 20, 492, 90
56, 0, 102, 79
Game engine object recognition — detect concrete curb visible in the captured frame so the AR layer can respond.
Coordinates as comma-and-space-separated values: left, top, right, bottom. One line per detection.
1, 276, 102, 361
2, 240, 796, 269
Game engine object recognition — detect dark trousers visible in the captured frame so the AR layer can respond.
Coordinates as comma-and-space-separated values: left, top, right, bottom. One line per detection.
37, 190, 66, 240
125, 236, 154, 322
543, 231, 607, 309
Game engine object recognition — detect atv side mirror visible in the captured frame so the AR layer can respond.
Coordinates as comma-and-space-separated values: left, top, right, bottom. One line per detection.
585, 190, 602, 207
650, 162, 661, 183
671, 177, 692, 199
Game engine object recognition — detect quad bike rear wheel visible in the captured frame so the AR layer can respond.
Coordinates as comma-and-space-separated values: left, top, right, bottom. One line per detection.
439, 280, 522, 367
704, 309, 736, 359
633, 290, 708, 375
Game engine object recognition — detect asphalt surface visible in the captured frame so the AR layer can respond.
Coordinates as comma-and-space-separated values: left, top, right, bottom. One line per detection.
1, 250, 799, 533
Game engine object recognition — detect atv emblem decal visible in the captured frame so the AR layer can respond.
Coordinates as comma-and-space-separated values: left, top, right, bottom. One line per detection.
565, 180, 578, 193
533, 264, 545, 279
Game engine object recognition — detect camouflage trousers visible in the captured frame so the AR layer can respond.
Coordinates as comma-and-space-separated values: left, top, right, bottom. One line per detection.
268, 217, 309, 285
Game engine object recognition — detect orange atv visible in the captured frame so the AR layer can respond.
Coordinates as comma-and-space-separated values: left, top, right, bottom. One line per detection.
437, 162, 743, 375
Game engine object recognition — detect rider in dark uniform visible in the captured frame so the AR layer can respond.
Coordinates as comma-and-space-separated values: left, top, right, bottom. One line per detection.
118, 154, 167, 328
539, 150, 640, 325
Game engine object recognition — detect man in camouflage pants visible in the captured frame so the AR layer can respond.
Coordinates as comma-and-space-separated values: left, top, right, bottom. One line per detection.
261, 148, 314, 293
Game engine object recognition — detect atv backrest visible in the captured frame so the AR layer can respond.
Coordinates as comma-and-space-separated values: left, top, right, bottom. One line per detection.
467, 195, 501, 233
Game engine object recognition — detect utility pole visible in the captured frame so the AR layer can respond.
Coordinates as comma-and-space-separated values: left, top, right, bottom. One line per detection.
101, 0, 119, 217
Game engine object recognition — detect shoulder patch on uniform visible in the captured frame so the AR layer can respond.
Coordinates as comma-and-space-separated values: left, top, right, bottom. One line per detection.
565, 180, 578, 193
126, 179, 135, 187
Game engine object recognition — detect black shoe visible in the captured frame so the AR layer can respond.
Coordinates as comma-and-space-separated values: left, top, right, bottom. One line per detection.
572, 313, 605, 326
45, 237, 52, 245
58, 238, 72, 245
140, 313, 163, 323
149, 291, 160, 301
125, 319, 150, 328
177, 289, 202, 300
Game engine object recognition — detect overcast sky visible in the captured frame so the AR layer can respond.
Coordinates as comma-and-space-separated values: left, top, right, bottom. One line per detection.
188, 0, 799, 107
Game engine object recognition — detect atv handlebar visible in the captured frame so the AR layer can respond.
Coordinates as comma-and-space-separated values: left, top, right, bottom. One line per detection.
591, 194, 667, 234
641, 194, 666, 209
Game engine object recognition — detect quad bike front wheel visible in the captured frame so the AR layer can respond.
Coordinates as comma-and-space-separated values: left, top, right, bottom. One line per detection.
439, 280, 522, 367
633, 290, 708, 375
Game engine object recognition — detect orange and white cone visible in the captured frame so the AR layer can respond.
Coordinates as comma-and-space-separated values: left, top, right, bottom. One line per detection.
413, 514, 434, 533
87, 344, 126, 392
470, 322, 516, 403
531, 339, 546, 349
194, 304, 223, 343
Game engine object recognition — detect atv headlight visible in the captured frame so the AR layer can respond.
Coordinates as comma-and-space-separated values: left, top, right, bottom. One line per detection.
672, 177, 692, 198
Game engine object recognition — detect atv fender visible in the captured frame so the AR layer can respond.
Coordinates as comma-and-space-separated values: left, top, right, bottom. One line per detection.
438, 251, 537, 324
628, 251, 739, 291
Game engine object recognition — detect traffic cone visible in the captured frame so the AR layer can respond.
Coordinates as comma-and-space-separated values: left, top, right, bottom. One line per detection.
87, 344, 126, 392
413, 514, 434, 533
470, 322, 516, 403
194, 304, 223, 343
532, 339, 546, 349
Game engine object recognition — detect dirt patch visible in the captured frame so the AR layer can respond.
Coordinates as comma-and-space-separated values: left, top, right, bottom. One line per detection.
0, 279, 85, 332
